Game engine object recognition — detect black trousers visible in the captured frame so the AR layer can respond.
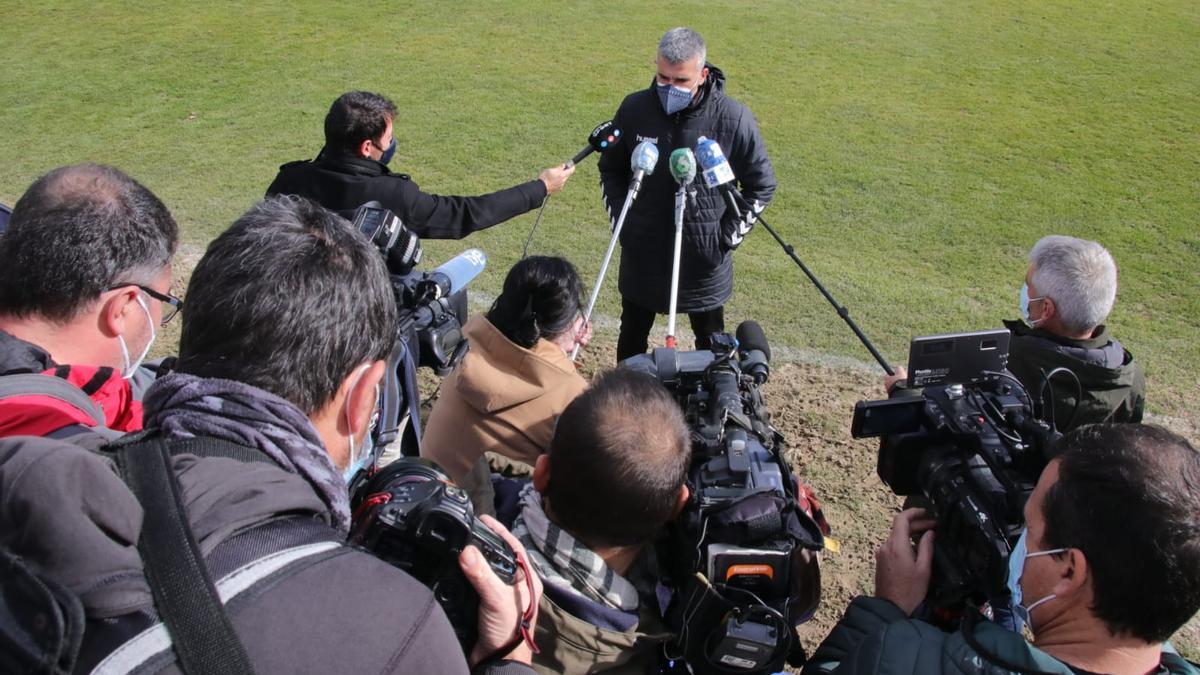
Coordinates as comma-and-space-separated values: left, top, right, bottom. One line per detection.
616, 296, 725, 362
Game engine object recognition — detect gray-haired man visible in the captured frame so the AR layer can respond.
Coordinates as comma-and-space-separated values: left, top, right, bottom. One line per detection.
599, 27, 777, 362
1006, 234, 1144, 429
887, 235, 1144, 429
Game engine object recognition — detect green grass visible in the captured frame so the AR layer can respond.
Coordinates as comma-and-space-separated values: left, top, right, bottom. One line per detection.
1, 0, 1197, 418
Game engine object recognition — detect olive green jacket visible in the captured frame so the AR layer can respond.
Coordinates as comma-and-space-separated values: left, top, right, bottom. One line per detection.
1004, 320, 1145, 431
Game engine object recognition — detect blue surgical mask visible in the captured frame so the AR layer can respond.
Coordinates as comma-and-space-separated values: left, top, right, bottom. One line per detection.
343, 370, 381, 485
657, 82, 694, 115
1005, 528, 1067, 634
1019, 283, 1045, 326
379, 137, 397, 165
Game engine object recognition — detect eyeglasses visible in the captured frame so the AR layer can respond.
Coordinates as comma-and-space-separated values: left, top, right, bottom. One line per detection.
105, 284, 183, 326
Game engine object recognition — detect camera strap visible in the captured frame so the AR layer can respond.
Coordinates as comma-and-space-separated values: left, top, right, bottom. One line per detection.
116, 437, 258, 675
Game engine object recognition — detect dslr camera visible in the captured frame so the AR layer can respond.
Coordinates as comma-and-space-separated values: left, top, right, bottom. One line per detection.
349, 458, 519, 650
852, 329, 1057, 614
623, 323, 825, 675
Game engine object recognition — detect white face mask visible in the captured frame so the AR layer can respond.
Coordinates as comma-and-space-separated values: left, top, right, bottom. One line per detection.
117, 294, 156, 379
342, 364, 381, 484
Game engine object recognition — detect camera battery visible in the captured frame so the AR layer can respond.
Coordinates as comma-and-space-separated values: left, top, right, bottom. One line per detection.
711, 617, 777, 670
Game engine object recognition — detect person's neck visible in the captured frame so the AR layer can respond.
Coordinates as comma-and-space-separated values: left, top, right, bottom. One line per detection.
1043, 318, 1097, 341
542, 500, 642, 575
1035, 614, 1161, 675
590, 543, 644, 576
0, 315, 112, 367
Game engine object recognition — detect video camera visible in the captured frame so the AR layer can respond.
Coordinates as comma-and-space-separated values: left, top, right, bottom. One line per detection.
347, 204, 485, 468
349, 458, 519, 651
622, 323, 825, 675
851, 329, 1058, 613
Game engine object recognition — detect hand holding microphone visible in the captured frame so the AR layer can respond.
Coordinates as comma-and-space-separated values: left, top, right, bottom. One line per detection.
539, 164, 576, 194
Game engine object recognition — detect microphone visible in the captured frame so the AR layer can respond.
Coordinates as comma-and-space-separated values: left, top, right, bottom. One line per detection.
736, 320, 771, 384
629, 141, 659, 196
668, 148, 697, 186
424, 248, 488, 299
695, 136, 735, 189
568, 120, 620, 167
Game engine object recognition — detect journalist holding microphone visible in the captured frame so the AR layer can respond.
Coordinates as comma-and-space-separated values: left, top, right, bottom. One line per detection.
267, 90, 575, 238
598, 27, 776, 361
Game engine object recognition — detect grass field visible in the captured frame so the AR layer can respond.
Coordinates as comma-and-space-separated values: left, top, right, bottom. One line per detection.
2, 0, 1196, 417
3, 0, 1198, 661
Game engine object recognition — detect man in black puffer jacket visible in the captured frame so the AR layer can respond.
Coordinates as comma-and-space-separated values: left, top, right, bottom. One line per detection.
599, 27, 776, 361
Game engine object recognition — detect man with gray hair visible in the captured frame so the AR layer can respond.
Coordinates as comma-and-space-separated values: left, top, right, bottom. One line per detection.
599, 27, 776, 361
885, 235, 1143, 431
1005, 234, 1144, 429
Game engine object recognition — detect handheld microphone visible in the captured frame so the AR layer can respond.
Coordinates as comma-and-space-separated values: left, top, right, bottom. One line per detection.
424, 248, 488, 299
668, 148, 697, 186
568, 120, 620, 167
695, 136, 735, 189
736, 320, 771, 384
629, 141, 659, 195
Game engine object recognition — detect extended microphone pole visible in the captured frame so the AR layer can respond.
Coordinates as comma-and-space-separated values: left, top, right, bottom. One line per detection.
666, 148, 697, 350
572, 141, 659, 361
726, 189, 894, 375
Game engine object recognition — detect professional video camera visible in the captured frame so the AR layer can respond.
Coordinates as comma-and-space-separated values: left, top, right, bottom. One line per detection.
349, 458, 519, 650
348, 204, 486, 470
622, 323, 826, 675
851, 329, 1059, 615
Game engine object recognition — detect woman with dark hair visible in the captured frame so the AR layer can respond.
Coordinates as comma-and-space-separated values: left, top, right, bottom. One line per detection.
422, 256, 591, 514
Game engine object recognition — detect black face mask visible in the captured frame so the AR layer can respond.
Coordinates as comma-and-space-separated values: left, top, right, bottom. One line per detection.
378, 137, 397, 165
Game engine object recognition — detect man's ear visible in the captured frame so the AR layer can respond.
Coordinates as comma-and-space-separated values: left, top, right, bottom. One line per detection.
533, 454, 550, 493
674, 484, 690, 518
357, 137, 375, 159
1040, 296, 1058, 323
99, 286, 141, 338
345, 360, 386, 437
1053, 548, 1089, 599
699, 66, 710, 85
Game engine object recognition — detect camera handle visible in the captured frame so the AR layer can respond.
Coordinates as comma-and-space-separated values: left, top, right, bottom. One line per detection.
726, 189, 894, 375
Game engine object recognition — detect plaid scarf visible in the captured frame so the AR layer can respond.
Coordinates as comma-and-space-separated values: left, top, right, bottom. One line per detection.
143, 372, 350, 533
512, 484, 639, 611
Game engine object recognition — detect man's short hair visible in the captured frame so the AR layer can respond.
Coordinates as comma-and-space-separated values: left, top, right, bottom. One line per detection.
1028, 235, 1117, 334
324, 91, 397, 156
0, 164, 178, 322
545, 368, 691, 547
176, 196, 397, 414
1042, 424, 1200, 643
658, 27, 706, 66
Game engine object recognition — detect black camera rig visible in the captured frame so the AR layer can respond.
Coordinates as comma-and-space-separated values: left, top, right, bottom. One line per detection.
851, 329, 1059, 615
349, 204, 483, 469
622, 323, 825, 674
349, 458, 518, 650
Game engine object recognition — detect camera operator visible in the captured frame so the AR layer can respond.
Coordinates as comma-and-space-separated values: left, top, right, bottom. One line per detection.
803, 423, 1200, 675
266, 90, 575, 238
421, 255, 591, 516
887, 235, 1144, 431
0, 164, 180, 443
0, 196, 540, 673
509, 368, 691, 673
